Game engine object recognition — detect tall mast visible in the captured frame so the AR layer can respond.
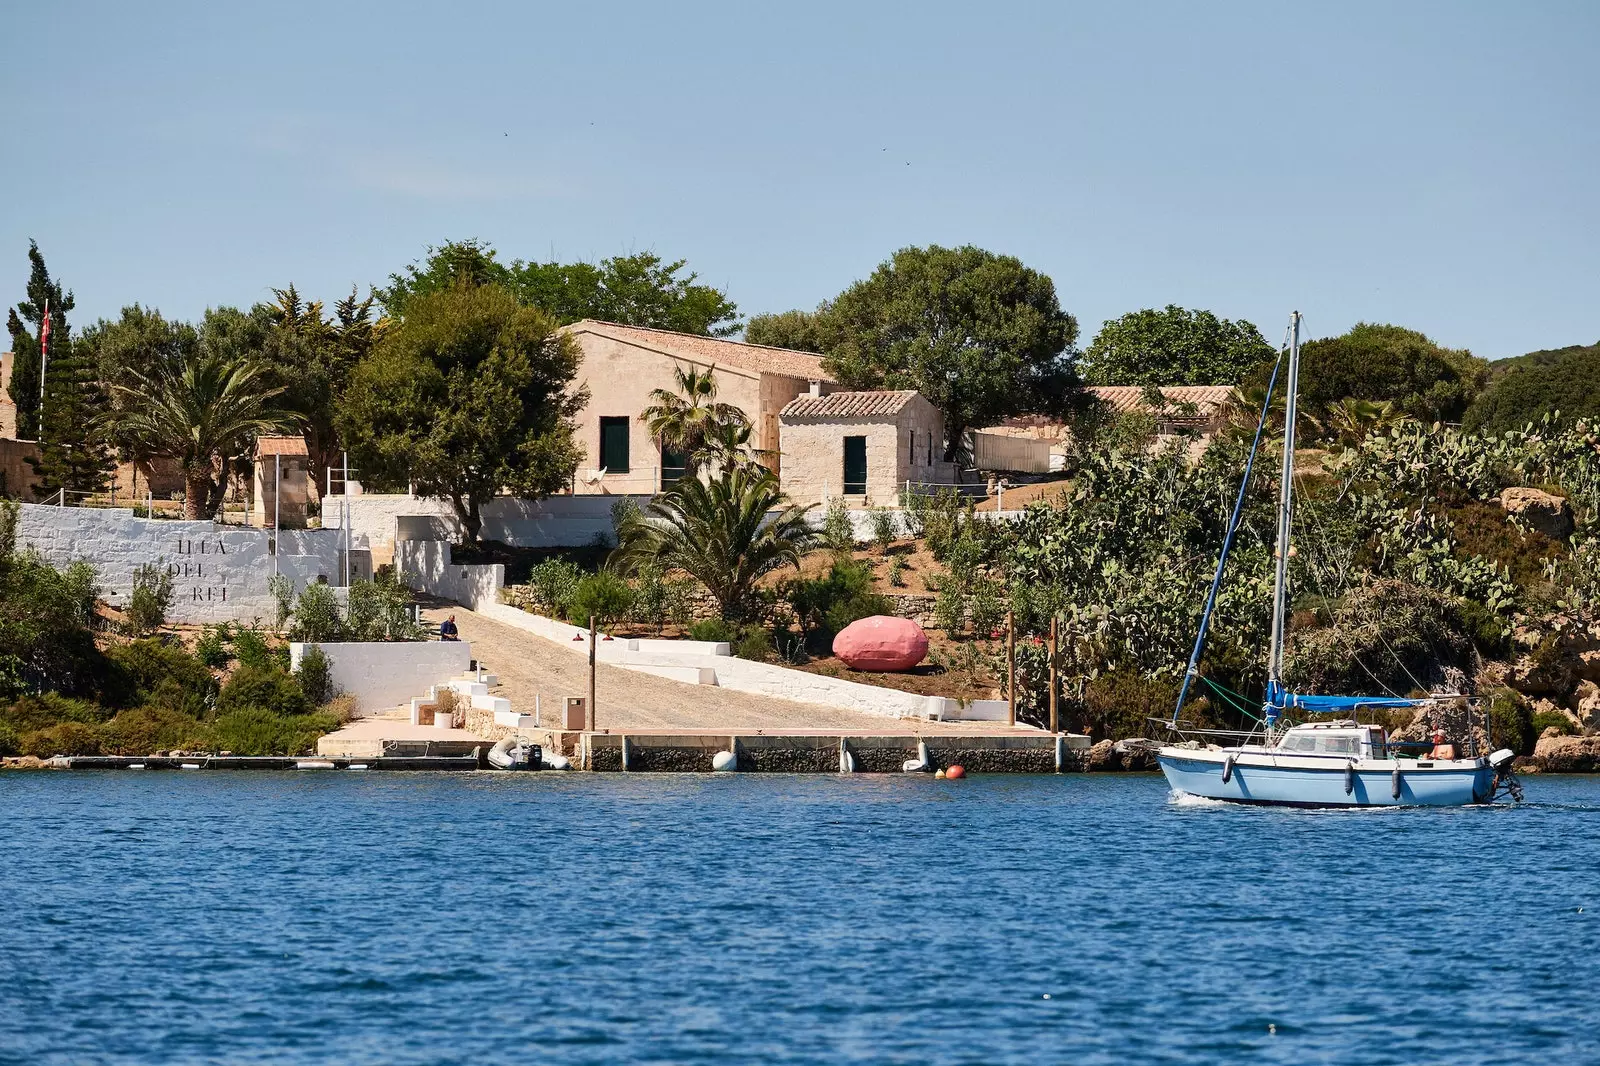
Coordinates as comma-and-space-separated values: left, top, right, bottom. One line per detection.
1266, 311, 1301, 698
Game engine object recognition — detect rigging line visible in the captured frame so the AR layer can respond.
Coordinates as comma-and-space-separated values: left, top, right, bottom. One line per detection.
1287, 465, 1411, 699
1169, 333, 1290, 724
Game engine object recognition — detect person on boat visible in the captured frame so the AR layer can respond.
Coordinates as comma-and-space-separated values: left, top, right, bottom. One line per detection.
1429, 727, 1455, 760
439, 615, 460, 641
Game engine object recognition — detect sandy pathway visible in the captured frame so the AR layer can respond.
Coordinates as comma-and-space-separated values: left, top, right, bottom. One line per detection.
424, 606, 1035, 735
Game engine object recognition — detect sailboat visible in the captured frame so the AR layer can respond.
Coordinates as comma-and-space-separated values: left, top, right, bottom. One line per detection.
1155, 312, 1521, 807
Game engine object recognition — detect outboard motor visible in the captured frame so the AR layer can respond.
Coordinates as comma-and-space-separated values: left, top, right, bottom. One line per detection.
1488, 748, 1523, 802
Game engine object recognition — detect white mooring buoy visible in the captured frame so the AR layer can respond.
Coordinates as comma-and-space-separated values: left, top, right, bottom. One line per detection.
712, 749, 738, 772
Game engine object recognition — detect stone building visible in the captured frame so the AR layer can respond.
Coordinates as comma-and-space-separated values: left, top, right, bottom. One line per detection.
778, 390, 957, 507
985, 385, 1236, 465
560, 320, 835, 494
252, 436, 310, 529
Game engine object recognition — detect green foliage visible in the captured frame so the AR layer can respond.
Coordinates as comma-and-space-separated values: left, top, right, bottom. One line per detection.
1289, 322, 1487, 424
1082, 305, 1275, 386
1530, 709, 1577, 740
523, 559, 584, 618
290, 583, 344, 642
871, 506, 897, 552
211, 708, 338, 756
124, 563, 174, 636
919, 489, 972, 560
3, 692, 114, 733
627, 563, 683, 634
217, 664, 311, 717
613, 467, 814, 621
888, 555, 907, 587
0, 506, 104, 701
344, 572, 425, 641
568, 571, 635, 628
268, 575, 295, 631
381, 241, 740, 336
295, 645, 336, 706
1464, 342, 1600, 435
98, 706, 209, 755
783, 558, 891, 640
1284, 581, 1475, 698
6, 240, 73, 441
19, 721, 102, 757
933, 585, 966, 637
687, 618, 735, 643
338, 280, 584, 540
105, 639, 216, 711
967, 578, 1005, 639
744, 309, 827, 352
1484, 687, 1534, 757
639, 365, 752, 476
194, 624, 232, 669
1081, 669, 1183, 741
822, 497, 854, 552
231, 627, 277, 671
734, 628, 774, 661
817, 244, 1079, 457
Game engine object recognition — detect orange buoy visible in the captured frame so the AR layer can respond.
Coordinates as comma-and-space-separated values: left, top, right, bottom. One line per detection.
946, 765, 966, 779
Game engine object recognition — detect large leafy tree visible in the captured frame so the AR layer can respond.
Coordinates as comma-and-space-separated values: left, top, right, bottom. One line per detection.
1286, 323, 1487, 424
107, 349, 298, 519
77, 305, 200, 490
1082, 305, 1275, 386
338, 281, 585, 541
1463, 341, 1600, 434
812, 244, 1078, 459
259, 284, 382, 492
744, 308, 829, 353
380, 240, 740, 335
5, 240, 72, 441
612, 467, 814, 621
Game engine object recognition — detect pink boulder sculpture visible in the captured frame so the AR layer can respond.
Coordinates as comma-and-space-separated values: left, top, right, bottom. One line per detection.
832, 616, 929, 672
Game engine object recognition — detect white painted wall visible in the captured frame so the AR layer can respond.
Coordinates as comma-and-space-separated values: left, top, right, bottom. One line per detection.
395, 540, 504, 610
290, 640, 473, 714
15, 504, 345, 623
334, 493, 645, 551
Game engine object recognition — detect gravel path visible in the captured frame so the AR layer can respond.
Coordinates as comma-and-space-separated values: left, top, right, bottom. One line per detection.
424, 606, 1033, 735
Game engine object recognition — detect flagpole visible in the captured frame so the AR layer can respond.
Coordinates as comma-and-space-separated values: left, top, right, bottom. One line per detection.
38, 296, 49, 413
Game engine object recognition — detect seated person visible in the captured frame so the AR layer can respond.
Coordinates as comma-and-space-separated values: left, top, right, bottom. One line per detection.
439, 614, 460, 641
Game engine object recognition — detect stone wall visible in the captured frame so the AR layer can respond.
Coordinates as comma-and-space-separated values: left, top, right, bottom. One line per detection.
15, 503, 345, 623
290, 640, 472, 715
0, 438, 40, 501
395, 539, 504, 609
338, 493, 647, 553
780, 396, 956, 508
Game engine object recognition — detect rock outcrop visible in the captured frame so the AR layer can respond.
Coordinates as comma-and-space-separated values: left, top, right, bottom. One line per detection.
1499, 487, 1575, 540
1533, 734, 1600, 772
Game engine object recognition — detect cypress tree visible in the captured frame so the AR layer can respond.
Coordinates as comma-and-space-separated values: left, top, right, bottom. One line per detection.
5, 240, 71, 441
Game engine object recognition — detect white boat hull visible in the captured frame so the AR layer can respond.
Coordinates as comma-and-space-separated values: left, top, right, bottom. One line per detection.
1157, 747, 1495, 807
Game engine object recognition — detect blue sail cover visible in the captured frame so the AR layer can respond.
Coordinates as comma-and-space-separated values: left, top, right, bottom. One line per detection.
1264, 680, 1423, 716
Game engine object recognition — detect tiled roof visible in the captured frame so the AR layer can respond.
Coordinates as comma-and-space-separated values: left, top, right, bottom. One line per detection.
563, 320, 835, 382
781, 390, 920, 421
255, 435, 309, 457
1087, 385, 1235, 415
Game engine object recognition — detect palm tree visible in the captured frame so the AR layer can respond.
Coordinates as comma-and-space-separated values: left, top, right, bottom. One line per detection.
107, 353, 299, 518
1312, 398, 1408, 446
639, 364, 750, 477
613, 466, 814, 621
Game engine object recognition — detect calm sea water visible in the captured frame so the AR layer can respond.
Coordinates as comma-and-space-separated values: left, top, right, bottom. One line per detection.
2, 771, 1597, 1065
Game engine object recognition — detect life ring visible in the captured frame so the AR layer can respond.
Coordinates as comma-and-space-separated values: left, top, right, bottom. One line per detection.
1221, 755, 1235, 784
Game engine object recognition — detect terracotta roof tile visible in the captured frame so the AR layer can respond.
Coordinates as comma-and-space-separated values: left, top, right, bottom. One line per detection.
780, 390, 920, 420
563, 320, 835, 382
255, 436, 309, 457
1086, 385, 1234, 415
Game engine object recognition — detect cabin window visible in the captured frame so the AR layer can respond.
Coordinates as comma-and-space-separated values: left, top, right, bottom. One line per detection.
843, 435, 867, 495
1324, 736, 1358, 754
599, 417, 631, 473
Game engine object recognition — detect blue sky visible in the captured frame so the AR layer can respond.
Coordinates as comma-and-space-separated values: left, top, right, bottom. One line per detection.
3, 0, 1596, 359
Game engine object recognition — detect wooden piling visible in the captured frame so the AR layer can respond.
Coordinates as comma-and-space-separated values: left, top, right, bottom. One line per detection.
588, 614, 597, 732
1048, 614, 1059, 735
1006, 610, 1016, 728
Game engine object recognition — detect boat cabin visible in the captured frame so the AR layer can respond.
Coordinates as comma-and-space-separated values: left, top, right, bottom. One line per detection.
1272, 720, 1387, 759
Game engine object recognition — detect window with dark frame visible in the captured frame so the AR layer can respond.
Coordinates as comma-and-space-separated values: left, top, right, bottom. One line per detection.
599, 417, 631, 473
843, 435, 867, 495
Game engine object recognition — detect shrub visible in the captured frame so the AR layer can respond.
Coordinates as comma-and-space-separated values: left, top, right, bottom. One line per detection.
295, 646, 337, 706
784, 558, 891, 640
232, 627, 272, 670
822, 497, 854, 552
2, 693, 113, 733
525, 559, 584, 618
933, 585, 966, 637
267, 574, 295, 631
217, 665, 311, 717
567, 571, 635, 629
871, 507, 897, 552
1080, 669, 1184, 741
194, 623, 233, 668
105, 639, 216, 710
888, 555, 907, 588
125, 563, 174, 636
345, 573, 424, 641
1484, 687, 1534, 756
98, 707, 209, 755
210, 709, 339, 756
734, 627, 773, 662
19, 721, 101, 757
687, 618, 735, 643
1531, 710, 1577, 739
0, 722, 16, 756
290, 583, 345, 643
968, 579, 1004, 639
